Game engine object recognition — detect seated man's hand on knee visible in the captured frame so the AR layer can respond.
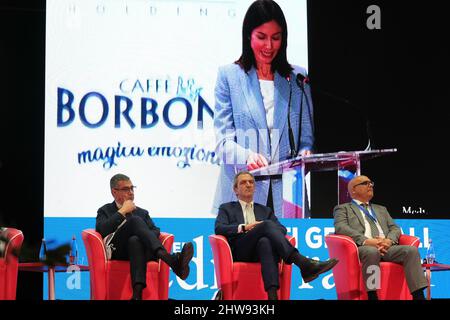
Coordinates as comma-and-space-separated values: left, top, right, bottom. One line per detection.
375, 237, 392, 255
364, 238, 382, 248
376, 237, 393, 248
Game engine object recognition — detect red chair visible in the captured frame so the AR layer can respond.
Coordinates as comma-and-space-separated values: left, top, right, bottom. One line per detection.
82, 229, 173, 300
209, 234, 296, 300
325, 233, 420, 300
0, 228, 24, 300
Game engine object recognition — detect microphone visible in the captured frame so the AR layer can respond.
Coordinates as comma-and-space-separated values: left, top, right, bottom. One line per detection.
296, 73, 309, 87
294, 72, 314, 155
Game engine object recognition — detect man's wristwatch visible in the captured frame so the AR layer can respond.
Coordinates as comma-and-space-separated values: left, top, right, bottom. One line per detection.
242, 225, 246, 232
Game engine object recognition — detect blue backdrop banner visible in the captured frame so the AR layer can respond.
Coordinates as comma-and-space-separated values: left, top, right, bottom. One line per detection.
44, 217, 450, 300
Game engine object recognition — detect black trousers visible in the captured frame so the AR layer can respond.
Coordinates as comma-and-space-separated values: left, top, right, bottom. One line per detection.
232, 220, 296, 291
111, 215, 164, 287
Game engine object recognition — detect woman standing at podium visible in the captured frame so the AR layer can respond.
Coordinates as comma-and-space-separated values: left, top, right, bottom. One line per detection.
213, 0, 314, 216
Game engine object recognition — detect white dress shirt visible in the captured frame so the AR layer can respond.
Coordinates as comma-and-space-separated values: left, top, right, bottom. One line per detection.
353, 199, 385, 239
237, 199, 254, 233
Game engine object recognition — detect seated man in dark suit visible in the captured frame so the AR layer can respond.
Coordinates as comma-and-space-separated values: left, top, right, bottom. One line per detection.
333, 175, 427, 300
215, 171, 338, 300
96, 173, 194, 300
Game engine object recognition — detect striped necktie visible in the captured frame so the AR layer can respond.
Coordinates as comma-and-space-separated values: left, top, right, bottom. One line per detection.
362, 203, 379, 238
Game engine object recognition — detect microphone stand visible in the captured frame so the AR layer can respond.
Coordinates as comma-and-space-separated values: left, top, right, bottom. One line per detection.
364, 119, 372, 151
295, 73, 313, 156
287, 77, 297, 159
287, 73, 317, 159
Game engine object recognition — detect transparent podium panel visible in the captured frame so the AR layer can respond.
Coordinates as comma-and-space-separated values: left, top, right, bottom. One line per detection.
250, 149, 397, 218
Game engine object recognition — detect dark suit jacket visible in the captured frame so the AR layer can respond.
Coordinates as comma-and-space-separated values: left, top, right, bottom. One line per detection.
96, 201, 160, 239
215, 201, 287, 250
333, 202, 401, 246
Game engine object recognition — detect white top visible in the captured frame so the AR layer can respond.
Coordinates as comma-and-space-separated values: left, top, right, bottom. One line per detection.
259, 80, 275, 141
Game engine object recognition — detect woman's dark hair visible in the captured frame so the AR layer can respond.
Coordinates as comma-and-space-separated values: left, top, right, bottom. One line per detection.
236, 0, 292, 77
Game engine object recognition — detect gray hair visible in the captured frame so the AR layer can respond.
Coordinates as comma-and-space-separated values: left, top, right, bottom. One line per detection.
110, 173, 130, 189
233, 171, 255, 189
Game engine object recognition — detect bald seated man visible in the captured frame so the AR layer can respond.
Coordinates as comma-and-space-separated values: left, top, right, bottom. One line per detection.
333, 175, 427, 300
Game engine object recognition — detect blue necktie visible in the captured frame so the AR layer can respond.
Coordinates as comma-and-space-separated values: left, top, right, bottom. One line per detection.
362, 203, 379, 238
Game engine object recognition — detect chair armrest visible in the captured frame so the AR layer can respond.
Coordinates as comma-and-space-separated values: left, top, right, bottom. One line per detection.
398, 234, 420, 247
3, 228, 23, 300
82, 229, 107, 300
209, 235, 233, 300
3, 228, 23, 264
325, 234, 360, 272
159, 232, 174, 253
325, 234, 363, 298
325, 234, 359, 256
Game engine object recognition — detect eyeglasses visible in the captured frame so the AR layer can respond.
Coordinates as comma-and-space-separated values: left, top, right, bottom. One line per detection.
353, 181, 374, 188
114, 186, 137, 193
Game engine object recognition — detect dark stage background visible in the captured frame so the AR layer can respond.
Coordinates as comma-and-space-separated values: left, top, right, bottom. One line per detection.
0, 0, 448, 299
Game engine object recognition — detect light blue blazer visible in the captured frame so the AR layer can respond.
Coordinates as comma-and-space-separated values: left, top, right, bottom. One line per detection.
213, 63, 314, 216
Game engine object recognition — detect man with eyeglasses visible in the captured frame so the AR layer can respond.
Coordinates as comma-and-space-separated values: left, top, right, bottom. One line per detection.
96, 173, 194, 300
333, 175, 427, 300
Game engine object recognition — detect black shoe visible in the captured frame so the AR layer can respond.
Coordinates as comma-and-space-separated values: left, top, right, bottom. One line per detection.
172, 242, 194, 280
301, 258, 339, 283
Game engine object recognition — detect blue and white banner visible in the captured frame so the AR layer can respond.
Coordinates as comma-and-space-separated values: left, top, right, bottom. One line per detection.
44, 218, 450, 300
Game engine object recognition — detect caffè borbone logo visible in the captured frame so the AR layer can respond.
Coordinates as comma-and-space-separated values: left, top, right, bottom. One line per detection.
56, 75, 220, 170
57, 75, 212, 130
